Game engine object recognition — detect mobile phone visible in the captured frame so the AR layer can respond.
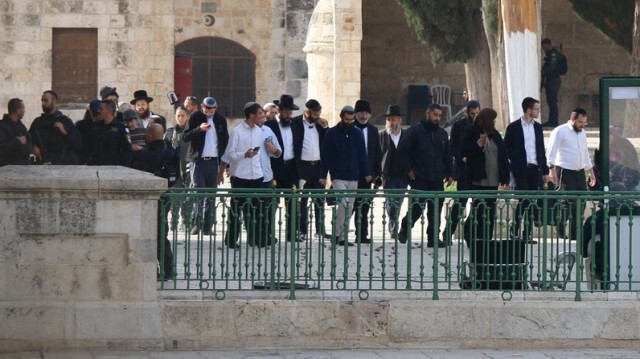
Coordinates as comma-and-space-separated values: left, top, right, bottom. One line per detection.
253, 146, 260, 152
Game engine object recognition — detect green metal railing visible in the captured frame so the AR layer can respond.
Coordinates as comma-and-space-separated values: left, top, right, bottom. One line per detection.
157, 188, 640, 300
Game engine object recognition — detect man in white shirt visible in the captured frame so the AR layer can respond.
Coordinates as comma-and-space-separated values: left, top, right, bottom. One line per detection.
224, 102, 267, 248
292, 99, 327, 240
547, 107, 597, 240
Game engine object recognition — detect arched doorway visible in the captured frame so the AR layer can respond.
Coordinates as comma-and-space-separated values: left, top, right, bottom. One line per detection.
175, 37, 256, 119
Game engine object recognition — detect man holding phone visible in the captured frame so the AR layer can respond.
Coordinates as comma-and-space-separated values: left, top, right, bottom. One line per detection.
223, 102, 267, 247
183, 96, 229, 235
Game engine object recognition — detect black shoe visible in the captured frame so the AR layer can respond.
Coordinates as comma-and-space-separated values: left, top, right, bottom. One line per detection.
226, 241, 239, 248
337, 240, 354, 247
202, 229, 212, 236
398, 231, 407, 244
359, 237, 371, 244
427, 240, 446, 248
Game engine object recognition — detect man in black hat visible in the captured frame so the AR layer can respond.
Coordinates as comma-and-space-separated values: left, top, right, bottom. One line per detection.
291, 99, 327, 240
130, 89, 166, 131
379, 104, 407, 238
183, 96, 229, 235
350, 99, 382, 243
264, 94, 301, 242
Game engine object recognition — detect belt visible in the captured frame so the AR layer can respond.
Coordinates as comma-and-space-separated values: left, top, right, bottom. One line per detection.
283, 159, 294, 165
302, 160, 319, 165
558, 167, 584, 173
526, 163, 538, 169
200, 156, 217, 161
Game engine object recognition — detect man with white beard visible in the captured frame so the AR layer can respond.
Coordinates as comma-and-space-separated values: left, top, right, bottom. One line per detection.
379, 105, 407, 238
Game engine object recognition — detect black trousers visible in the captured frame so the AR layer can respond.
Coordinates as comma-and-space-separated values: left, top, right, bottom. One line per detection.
298, 161, 325, 236
352, 178, 373, 240
157, 197, 174, 278
512, 166, 542, 240
557, 167, 587, 240
275, 160, 298, 241
464, 185, 498, 246
447, 176, 470, 240
225, 177, 264, 246
400, 179, 443, 243
545, 77, 561, 125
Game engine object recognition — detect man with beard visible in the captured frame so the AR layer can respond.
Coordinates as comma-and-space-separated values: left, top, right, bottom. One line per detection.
183, 96, 229, 235
320, 106, 370, 246
130, 90, 166, 131
265, 94, 300, 242
29, 90, 82, 165
351, 99, 382, 243
547, 107, 596, 241
87, 100, 132, 166
183, 96, 199, 116
0, 98, 32, 166
379, 104, 406, 238
397, 104, 453, 248
292, 99, 327, 240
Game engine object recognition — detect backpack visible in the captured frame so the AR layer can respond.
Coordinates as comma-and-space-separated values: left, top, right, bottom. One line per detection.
154, 146, 180, 187
557, 51, 568, 75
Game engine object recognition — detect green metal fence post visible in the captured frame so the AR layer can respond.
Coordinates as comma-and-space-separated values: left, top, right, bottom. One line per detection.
289, 188, 298, 300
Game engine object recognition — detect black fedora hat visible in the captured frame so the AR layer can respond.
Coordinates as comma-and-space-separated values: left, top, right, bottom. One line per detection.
130, 90, 154, 105
274, 94, 299, 110
383, 104, 404, 117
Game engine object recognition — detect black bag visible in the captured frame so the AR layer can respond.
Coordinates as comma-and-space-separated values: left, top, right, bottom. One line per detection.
154, 146, 180, 187
461, 239, 526, 290
557, 52, 568, 75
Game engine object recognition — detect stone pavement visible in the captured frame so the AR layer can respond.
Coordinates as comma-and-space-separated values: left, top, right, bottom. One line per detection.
4, 349, 640, 359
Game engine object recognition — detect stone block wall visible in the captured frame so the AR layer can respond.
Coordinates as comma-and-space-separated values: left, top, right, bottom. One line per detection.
0, 166, 166, 352
0, 0, 176, 125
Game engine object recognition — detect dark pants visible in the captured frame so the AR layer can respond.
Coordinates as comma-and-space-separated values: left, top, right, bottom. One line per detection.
192, 158, 219, 232
400, 179, 443, 243
464, 185, 497, 246
157, 197, 174, 279
225, 177, 264, 247
259, 180, 277, 246
352, 178, 373, 240
384, 176, 408, 234
512, 166, 542, 240
298, 161, 325, 236
557, 167, 587, 240
545, 77, 561, 126
275, 160, 298, 242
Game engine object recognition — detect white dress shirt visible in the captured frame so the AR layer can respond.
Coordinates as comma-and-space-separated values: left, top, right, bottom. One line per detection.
362, 126, 369, 151
390, 130, 401, 148
301, 117, 320, 161
201, 116, 219, 157
260, 125, 281, 183
546, 122, 593, 171
520, 118, 537, 165
278, 118, 294, 161
225, 121, 263, 180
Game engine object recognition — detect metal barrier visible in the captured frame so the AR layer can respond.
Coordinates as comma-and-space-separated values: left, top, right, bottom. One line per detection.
157, 188, 640, 300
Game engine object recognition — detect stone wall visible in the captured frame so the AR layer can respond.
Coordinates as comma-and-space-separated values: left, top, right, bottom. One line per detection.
0, 166, 166, 352
0, 0, 176, 124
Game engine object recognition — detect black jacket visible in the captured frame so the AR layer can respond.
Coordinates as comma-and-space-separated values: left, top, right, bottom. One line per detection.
264, 118, 298, 185
0, 114, 32, 166
398, 119, 452, 182
449, 115, 473, 180
132, 139, 165, 173
182, 110, 228, 163
87, 120, 132, 167
461, 125, 510, 185
504, 119, 549, 176
542, 48, 562, 79
29, 110, 82, 165
379, 128, 405, 183
291, 115, 326, 176
354, 122, 382, 181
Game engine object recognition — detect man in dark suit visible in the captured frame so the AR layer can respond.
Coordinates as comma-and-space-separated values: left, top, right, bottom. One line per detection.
264, 94, 301, 242
504, 97, 550, 243
379, 105, 406, 238
183, 97, 229, 235
350, 99, 381, 243
292, 99, 327, 240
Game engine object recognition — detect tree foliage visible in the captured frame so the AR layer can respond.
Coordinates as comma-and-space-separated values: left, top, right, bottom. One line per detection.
568, 0, 633, 54
395, 0, 482, 64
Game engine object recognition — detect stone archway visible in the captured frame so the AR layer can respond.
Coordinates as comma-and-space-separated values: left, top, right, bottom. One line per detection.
304, 0, 362, 124
175, 37, 256, 119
